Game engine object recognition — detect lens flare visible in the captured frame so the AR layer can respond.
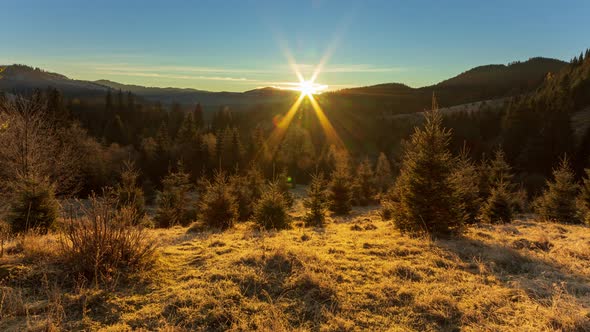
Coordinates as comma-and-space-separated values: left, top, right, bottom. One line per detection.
258, 42, 346, 162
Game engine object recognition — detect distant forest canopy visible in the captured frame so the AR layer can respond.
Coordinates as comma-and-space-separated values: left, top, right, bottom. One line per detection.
0, 49, 589, 197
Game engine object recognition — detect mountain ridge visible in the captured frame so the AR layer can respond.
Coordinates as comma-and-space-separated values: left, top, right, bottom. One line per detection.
0, 57, 569, 111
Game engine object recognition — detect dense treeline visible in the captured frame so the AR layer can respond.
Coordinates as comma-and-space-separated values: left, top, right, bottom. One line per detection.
1, 48, 589, 237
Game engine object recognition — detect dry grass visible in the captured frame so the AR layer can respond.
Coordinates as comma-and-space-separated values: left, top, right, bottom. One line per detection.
1, 200, 589, 331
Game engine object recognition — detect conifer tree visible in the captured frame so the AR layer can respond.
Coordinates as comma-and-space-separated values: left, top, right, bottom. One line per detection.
480, 181, 513, 224
105, 89, 113, 112
152, 122, 172, 181
577, 169, 590, 225
230, 128, 243, 170
353, 157, 376, 206
110, 114, 128, 144
253, 182, 290, 230
176, 112, 197, 144
501, 98, 533, 162
199, 171, 238, 229
274, 168, 294, 208
116, 89, 124, 112
389, 110, 465, 235
229, 166, 265, 221
126, 91, 135, 112
328, 163, 353, 215
374, 152, 393, 195
451, 149, 481, 224
534, 156, 580, 224
304, 173, 328, 226
574, 126, 590, 174
46, 87, 70, 127
193, 103, 204, 129
8, 176, 59, 233
488, 148, 514, 189
479, 148, 515, 200
155, 162, 192, 227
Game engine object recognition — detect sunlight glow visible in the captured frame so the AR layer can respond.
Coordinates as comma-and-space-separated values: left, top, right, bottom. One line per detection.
263, 94, 305, 157
295, 80, 328, 96
308, 94, 345, 149
257, 41, 346, 162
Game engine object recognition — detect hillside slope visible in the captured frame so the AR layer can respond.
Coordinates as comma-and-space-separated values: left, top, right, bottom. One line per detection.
0, 65, 108, 96
332, 57, 567, 115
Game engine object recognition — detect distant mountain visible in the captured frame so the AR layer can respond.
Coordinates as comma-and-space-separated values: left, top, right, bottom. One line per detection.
0, 64, 108, 96
329, 57, 568, 113
0, 57, 568, 113
432, 57, 567, 104
436, 57, 565, 89
95, 80, 297, 106
0, 65, 297, 109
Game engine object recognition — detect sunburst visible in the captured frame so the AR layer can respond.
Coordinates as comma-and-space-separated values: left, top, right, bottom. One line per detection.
260, 46, 345, 161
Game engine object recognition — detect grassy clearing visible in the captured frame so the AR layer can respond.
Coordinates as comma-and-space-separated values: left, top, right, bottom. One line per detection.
1, 202, 589, 331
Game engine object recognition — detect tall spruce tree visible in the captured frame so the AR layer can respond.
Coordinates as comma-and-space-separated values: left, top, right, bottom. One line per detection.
353, 157, 376, 206
534, 156, 580, 224
199, 171, 238, 229
155, 162, 192, 228
578, 169, 590, 225
328, 162, 353, 215
451, 149, 481, 224
193, 103, 204, 129
8, 176, 59, 234
479, 148, 515, 200
389, 110, 466, 235
374, 152, 393, 195
304, 173, 328, 226
480, 181, 513, 224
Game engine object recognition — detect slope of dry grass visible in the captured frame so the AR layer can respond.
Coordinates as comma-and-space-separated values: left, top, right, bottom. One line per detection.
1, 202, 589, 331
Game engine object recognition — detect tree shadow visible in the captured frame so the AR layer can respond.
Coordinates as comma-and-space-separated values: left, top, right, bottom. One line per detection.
434, 235, 590, 303
235, 250, 339, 331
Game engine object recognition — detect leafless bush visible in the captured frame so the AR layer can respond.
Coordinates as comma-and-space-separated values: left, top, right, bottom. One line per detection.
60, 192, 156, 287
0, 219, 10, 257
0, 286, 26, 319
0, 96, 80, 199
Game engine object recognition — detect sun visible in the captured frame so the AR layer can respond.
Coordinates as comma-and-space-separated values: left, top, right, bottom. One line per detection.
294, 80, 328, 97
299, 80, 316, 96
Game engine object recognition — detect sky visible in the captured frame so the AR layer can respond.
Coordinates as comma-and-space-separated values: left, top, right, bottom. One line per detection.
1, 0, 589, 92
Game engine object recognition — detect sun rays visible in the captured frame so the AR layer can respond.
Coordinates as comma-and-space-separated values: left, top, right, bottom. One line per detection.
261, 47, 345, 160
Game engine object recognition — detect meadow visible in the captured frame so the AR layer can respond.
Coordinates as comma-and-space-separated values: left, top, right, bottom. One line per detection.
1, 194, 589, 331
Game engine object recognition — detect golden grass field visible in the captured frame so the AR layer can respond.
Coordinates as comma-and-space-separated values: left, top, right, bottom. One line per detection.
1, 196, 590, 331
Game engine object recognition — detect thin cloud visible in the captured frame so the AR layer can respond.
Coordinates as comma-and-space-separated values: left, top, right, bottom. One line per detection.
91, 63, 405, 76
99, 71, 259, 82
292, 63, 406, 73
93, 64, 274, 75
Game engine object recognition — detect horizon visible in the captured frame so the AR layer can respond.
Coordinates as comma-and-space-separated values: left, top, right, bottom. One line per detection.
1, 0, 589, 92
0, 55, 570, 94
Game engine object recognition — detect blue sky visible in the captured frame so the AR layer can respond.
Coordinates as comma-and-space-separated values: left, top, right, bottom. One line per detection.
1, 0, 589, 92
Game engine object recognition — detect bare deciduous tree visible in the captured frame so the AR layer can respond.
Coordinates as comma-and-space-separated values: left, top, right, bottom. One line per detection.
0, 96, 80, 199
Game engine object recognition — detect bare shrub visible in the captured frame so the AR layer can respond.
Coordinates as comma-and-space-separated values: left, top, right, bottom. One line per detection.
0, 219, 10, 257
17, 230, 61, 263
60, 192, 156, 286
0, 96, 79, 197
0, 286, 26, 319
114, 160, 146, 224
